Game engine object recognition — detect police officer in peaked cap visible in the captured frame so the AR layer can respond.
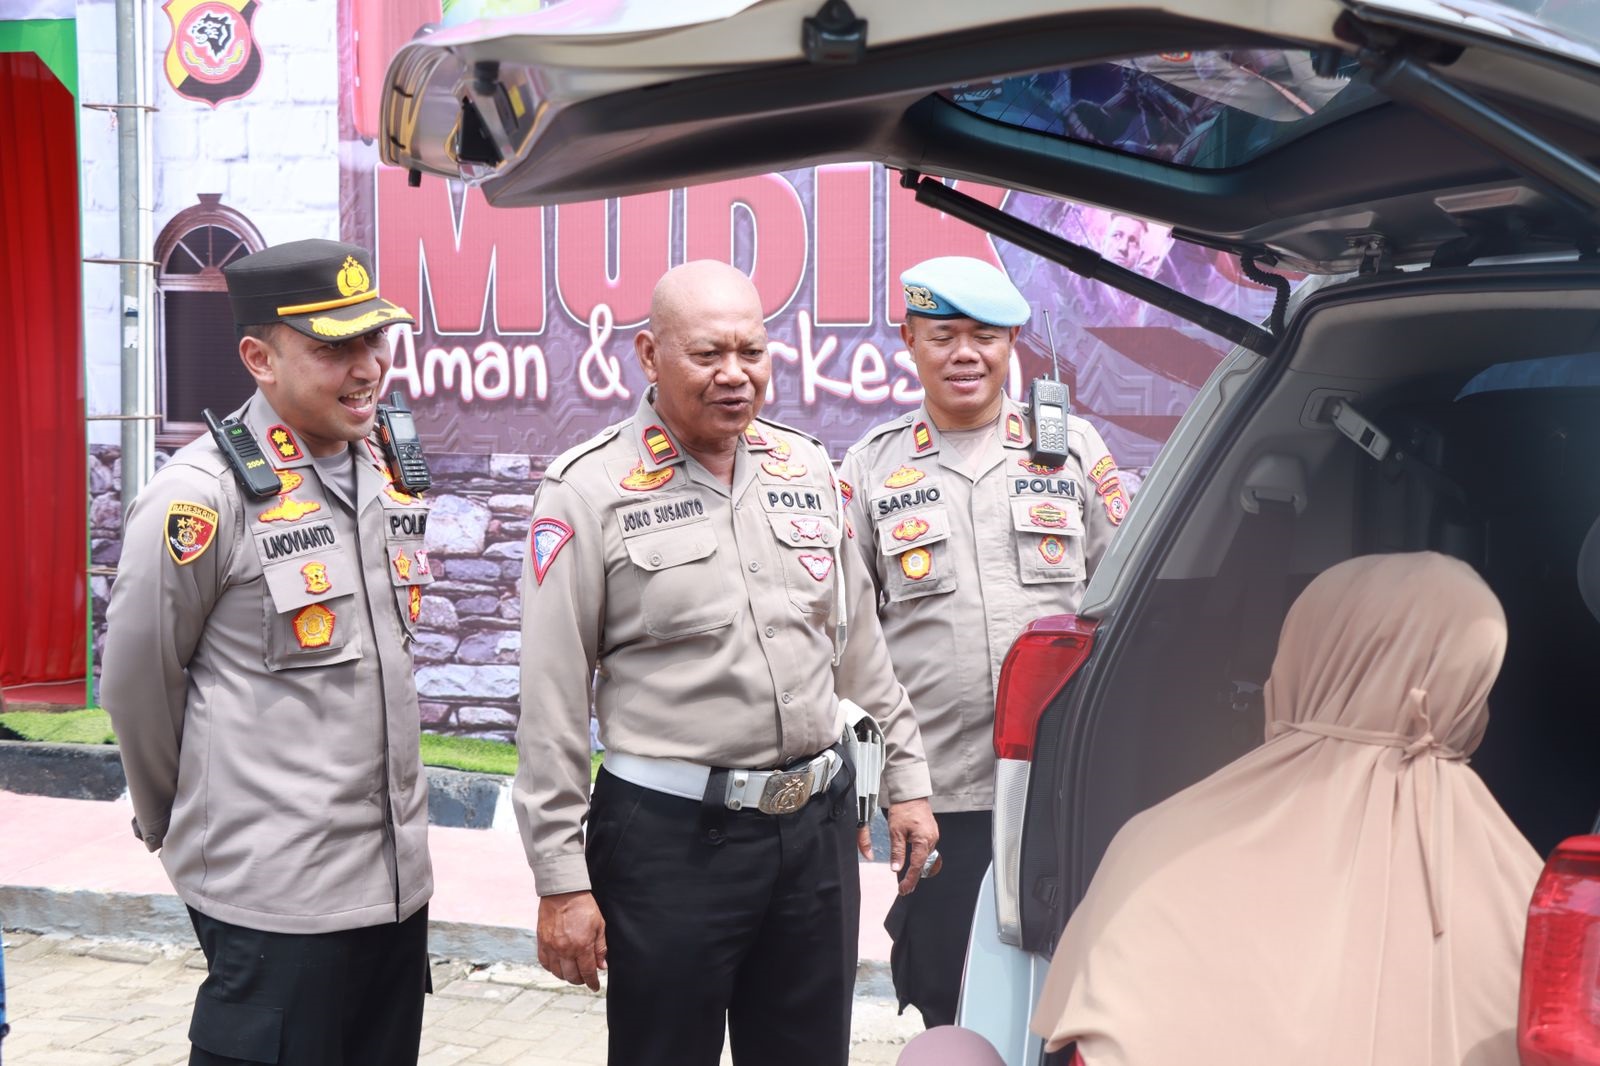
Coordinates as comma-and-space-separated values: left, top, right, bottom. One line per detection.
102, 238, 437, 1065
839, 255, 1128, 1028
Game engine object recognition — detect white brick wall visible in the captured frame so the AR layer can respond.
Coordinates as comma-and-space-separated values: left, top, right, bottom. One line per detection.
78, 0, 342, 443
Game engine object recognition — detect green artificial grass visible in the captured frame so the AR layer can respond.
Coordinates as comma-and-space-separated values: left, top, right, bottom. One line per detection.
0, 708, 117, 745
0, 707, 601, 781
418, 733, 518, 776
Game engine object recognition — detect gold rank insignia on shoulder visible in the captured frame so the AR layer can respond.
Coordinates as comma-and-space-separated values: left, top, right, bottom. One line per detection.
266, 424, 303, 461
165, 501, 220, 566
642, 424, 678, 463
1006, 413, 1026, 444
292, 603, 336, 648
883, 465, 926, 489
742, 424, 768, 447
620, 461, 675, 492
913, 422, 933, 453
900, 546, 932, 581
761, 458, 807, 481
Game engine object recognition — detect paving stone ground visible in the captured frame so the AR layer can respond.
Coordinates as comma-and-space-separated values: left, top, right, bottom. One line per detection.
0, 931, 921, 1065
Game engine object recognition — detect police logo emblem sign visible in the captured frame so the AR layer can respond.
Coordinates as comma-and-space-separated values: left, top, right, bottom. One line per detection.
163, 0, 262, 108
166, 501, 219, 566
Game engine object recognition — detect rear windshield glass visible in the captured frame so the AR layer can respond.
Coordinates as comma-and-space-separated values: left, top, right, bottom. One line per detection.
940, 49, 1379, 169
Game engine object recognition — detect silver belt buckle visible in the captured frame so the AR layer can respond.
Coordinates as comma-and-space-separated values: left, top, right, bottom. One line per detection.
757, 768, 815, 814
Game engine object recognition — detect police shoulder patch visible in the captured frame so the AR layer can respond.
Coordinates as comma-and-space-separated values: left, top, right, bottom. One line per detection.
166, 500, 220, 566
530, 517, 575, 585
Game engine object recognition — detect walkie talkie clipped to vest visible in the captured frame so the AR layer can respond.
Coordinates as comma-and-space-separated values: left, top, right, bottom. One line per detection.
376, 391, 433, 495
204, 409, 285, 499
1028, 310, 1071, 465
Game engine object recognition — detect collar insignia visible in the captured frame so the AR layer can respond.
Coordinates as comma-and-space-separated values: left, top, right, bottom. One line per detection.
642, 424, 679, 463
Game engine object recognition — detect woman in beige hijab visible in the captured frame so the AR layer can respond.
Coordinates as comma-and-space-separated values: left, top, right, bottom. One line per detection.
1030, 552, 1542, 1066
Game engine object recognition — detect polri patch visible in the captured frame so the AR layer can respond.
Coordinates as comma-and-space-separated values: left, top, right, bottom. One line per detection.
891, 516, 930, 543
620, 462, 675, 492
798, 554, 834, 582
642, 424, 678, 463
1089, 454, 1117, 485
166, 501, 220, 566
530, 517, 575, 585
791, 517, 828, 542
761, 458, 808, 481
258, 496, 322, 524
883, 465, 925, 489
300, 560, 331, 594
293, 603, 336, 648
1028, 503, 1069, 529
266, 424, 303, 462
900, 547, 932, 581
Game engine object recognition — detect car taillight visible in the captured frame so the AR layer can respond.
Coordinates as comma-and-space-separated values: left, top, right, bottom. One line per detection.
992, 615, 1096, 761
1519, 835, 1600, 1066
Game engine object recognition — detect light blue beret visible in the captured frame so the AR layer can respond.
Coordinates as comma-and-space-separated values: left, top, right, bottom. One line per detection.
901, 255, 1030, 327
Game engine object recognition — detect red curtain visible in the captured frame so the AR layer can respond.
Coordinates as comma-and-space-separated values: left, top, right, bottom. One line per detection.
0, 51, 87, 685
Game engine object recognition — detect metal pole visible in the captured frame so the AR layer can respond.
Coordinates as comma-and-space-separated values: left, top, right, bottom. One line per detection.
116, 0, 154, 510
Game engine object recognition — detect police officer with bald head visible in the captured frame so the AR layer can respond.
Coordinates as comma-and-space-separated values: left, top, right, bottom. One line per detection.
839, 255, 1127, 1028
102, 239, 434, 1065
516, 260, 938, 1066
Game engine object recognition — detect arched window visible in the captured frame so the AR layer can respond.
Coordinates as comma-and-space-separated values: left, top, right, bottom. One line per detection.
155, 194, 266, 446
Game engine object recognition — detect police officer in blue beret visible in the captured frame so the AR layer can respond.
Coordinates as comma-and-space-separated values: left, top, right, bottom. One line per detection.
839, 255, 1127, 1027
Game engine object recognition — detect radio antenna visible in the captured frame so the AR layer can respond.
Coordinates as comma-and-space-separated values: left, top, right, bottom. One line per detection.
1043, 309, 1061, 381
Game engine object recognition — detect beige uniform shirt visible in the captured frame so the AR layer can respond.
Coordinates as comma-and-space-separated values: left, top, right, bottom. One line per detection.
838, 396, 1125, 813
101, 392, 434, 934
516, 391, 932, 896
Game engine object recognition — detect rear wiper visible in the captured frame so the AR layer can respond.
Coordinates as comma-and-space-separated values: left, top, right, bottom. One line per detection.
899, 170, 1281, 357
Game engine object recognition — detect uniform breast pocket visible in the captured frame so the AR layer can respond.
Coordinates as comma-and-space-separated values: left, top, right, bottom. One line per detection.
874, 507, 957, 603
1010, 498, 1086, 583
624, 522, 739, 639
767, 513, 840, 618
260, 552, 363, 672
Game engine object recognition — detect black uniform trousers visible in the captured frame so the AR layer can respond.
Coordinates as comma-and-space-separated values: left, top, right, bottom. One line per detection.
885, 809, 993, 1029
588, 758, 859, 1066
186, 903, 429, 1066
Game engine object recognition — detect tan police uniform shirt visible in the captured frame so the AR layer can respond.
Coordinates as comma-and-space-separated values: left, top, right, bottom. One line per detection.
101, 391, 435, 934
515, 391, 933, 896
838, 395, 1126, 813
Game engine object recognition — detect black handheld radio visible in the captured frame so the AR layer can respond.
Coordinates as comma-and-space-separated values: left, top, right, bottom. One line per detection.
376, 392, 432, 495
204, 409, 284, 499
1028, 310, 1072, 465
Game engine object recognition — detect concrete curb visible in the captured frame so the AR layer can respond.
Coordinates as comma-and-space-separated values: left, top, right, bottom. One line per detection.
0, 741, 514, 830
0, 884, 896, 984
